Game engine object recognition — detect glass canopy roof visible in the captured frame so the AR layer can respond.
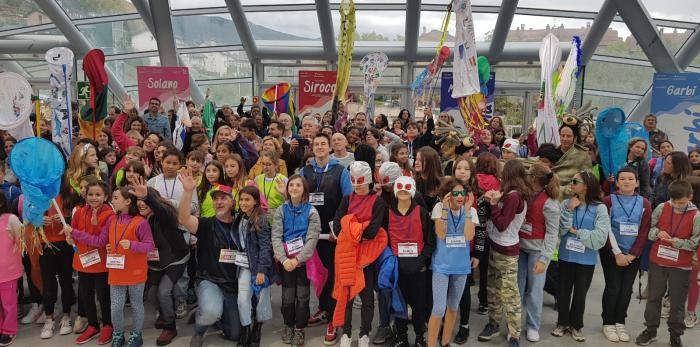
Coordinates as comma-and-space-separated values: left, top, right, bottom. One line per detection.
0, 0, 698, 116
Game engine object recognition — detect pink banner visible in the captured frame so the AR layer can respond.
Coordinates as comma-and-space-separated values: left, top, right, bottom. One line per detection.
298, 70, 337, 115
137, 66, 190, 113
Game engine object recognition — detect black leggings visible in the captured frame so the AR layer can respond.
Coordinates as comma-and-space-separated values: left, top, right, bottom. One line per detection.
78, 272, 111, 328
343, 264, 376, 337
459, 274, 474, 325
281, 265, 311, 329
395, 269, 428, 338
18, 254, 42, 304
40, 241, 75, 316
317, 241, 337, 317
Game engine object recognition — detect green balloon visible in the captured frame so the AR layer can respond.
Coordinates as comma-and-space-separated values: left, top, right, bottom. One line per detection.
477, 56, 490, 84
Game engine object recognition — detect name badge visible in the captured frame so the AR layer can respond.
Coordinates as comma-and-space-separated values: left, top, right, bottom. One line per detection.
106, 254, 125, 269
520, 222, 533, 235
79, 249, 101, 268
285, 237, 304, 256
219, 249, 235, 263
619, 223, 639, 236
657, 245, 679, 262
234, 251, 249, 268
397, 243, 418, 257
565, 238, 586, 253
446, 235, 467, 248
310, 192, 325, 206
147, 249, 160, 261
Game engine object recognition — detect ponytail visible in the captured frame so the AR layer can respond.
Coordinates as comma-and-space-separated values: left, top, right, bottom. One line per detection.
530, 163, 560, 201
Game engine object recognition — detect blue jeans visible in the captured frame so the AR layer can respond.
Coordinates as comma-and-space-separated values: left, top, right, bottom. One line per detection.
237, 268, 272, 326
517, 250, 547, 332
194, 280, 241, 340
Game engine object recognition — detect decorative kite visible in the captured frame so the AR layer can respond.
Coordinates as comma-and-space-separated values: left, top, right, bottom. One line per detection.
202, 89, 215, 141
45, 47, 74, 157
554, 36, 583, 116
536, 33, 562, 146
360, 52, 389, 122
596, 107, 629, 180
332, 0, 356, 116
0, 71, 34, 138
411, 5, 452, 108
80, 49, 109, 141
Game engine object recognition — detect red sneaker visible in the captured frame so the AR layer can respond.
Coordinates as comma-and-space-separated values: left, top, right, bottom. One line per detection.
97, 325, 113, 345
156, 329, 178, 346
324, 323, 337, 346
76, 326, 99, 344
308, 310, 328, 327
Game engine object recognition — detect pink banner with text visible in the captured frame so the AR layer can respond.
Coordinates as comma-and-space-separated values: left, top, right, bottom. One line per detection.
137, 66, 190, 113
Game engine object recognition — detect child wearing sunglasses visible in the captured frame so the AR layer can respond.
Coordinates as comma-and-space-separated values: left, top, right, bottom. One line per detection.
427, 177, 477, 347
384, 176, 435, 347
331, 161, 387, 346
478, 160, 533, 347
553, 171, 609, 342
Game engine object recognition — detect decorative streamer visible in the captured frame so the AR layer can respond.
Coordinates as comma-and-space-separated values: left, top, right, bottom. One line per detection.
332, 0, 356, 116
554, 36, 582, 116
202, 89, 215, 141
360, 52, 389, 122
536, 33, 562, 146
172, 100, 189, 151
411, 6, 452, 108
45, 47, 74, 157
79, 49, 109, 141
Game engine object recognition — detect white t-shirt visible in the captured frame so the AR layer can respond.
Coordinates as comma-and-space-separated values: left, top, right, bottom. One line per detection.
147, 174, 199, 214
431, 202, 479, 225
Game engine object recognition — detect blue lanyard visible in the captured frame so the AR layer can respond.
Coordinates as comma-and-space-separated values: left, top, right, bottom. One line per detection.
314, 163, 330, 191
574, 205, 590, 230
215, 219, 234, 249
614, 194, 639, 220
163, 176, 177, 199
449, 207, 464, 234
669, 206, 689, 237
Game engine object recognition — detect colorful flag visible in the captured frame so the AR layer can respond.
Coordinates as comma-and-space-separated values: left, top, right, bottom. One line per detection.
45, 47, 74, 157
79, 49, 109, 141
262, 82, 296, 118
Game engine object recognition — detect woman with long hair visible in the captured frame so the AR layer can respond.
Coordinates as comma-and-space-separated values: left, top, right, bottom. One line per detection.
625, 138, 652, 198
66, 143, 103, 193
198, 161, 226, 218
414, 147, 443, 211
651, 151, 692, 208
390, 143, 413, 177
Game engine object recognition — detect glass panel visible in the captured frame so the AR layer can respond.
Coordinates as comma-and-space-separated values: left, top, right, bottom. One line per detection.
332, 11, 406, 44
507, 15, 594, 42
78, 20, 155, 55
344, 92, 404, 120
56, 0, 136, 19
517, 0, 605, 12
106, 56, 161, 86
264, 65, 328, 84
584, 60, 654, 95
423, 0, 503, 5
206, 82, 254, 107
242, 0, 313, 4
350, 65, 402, 84
583, 94, 639, 115
419, 11, 497, 47
643, 0, 700, 22
180, 51, 251, 80
494, 95, 525, 131
657, 26, 692, 54
493, 67, 540, 84
0, 1, 49, 31
248, 11, 320, 42
172, 14, 241, 48
15, 60, 50, 78
170, 0, 225, 10
593, 22, 643, 59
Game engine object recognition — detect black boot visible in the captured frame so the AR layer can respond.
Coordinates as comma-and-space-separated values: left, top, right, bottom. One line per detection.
237, 325, 250, 347
249, 322, 262, 347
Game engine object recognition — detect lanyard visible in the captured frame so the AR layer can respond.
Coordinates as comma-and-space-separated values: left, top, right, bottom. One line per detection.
314, 163, 330, 191
669, 206, 689, 237
163, 176, 177, 199
215, 219, 234, 249
614, 194, 639, 220
263, 176, 276, 200
449, 207, 464, 234
111, 215, 134, 251
574, 205, 590, 230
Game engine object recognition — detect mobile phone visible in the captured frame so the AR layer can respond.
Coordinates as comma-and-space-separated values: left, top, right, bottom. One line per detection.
297, 138, 310, 146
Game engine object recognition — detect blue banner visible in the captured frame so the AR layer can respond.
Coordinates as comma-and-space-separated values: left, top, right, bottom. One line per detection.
440, 71, 495, 129
651, 73, 700, 152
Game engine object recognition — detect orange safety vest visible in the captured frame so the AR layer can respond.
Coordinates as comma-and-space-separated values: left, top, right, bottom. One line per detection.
72, 205, 114, 273
107, 215, 149, 285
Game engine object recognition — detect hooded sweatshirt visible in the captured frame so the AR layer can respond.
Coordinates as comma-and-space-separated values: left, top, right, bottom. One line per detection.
300, 158, 353, 234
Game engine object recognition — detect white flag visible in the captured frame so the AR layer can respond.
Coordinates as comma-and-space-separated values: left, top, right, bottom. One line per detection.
46, 47, 74, 158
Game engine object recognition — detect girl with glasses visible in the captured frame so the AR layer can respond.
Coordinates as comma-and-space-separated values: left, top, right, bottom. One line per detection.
552, 171, 610, 342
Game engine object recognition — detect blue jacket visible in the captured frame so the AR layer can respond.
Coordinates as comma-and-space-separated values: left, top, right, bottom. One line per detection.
301, 158, 353, 197
377, 247, 408, 319
143, 112, 172, 141
232, 213, 277, 283
0, 183, 20, 207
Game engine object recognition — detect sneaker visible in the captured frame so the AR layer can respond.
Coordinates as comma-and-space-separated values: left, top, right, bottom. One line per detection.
291, 329, 305, 347
414, 334, 427, 347
477, 323, 500, 341
175, 300, 188, 319
189, 334, 203, 347
35, 312, 47, 324
454, 325, 469, 345
308, 310, 328, 327
98, 325, 113, 345
477, 303, 488, 315
616, 324, 630, 342
670, 334, 683, 347
353, 297, 362, 309
156, 329, 177, 346
74, 316, 88, 334
111, 331, 125, 347
40, 319, 55, 339
661, 296, 671, 319
59, 315, 73, 335
358, 335, 370, 347
324, 323, 337, 346
685, 311, 698, 328
339, 334, 352, 347
551, 325, 568, 337
20, 304, 42, 324
154, 317, 167, 330
603, 325, 619, 342
125, 331, 143, 347
372, 325, 393, 344
389, 335, 409, 347
0, 334, 15, 347
635, 329, 657, 346
76, 326, 100, 344
570, 328, 585, 342
282, 326, 294, 344
508, 336, 520, 347
526, 329, 540, 342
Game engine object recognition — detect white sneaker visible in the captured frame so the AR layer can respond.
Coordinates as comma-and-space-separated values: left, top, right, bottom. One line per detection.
73, 316, 88, 334
661, 296, 671, 319
59, 315, 73, 335
40, 319, 55, 339
35, 312, 47, 324
686, 311, 698, 328
603, 325, 619, 342
20, 304, 42, 324
615, 324, 630, 342
526, 328, 540, 342
340, 334, 352, 347
358, 334, 370, 347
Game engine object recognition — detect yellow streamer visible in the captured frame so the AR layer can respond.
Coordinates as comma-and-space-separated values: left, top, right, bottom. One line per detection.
34, 97, 40, 136
333, 0, 356, 104
436, 4, 452, 54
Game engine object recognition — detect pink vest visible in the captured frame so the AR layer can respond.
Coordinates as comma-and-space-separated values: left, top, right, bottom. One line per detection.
0, 214, 22, 283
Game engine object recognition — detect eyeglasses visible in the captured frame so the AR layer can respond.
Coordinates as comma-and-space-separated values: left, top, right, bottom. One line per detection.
350, 176, 366, 185
395, 182, 412, 190
451, 190, 467, 197
570, 178, 584, 185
